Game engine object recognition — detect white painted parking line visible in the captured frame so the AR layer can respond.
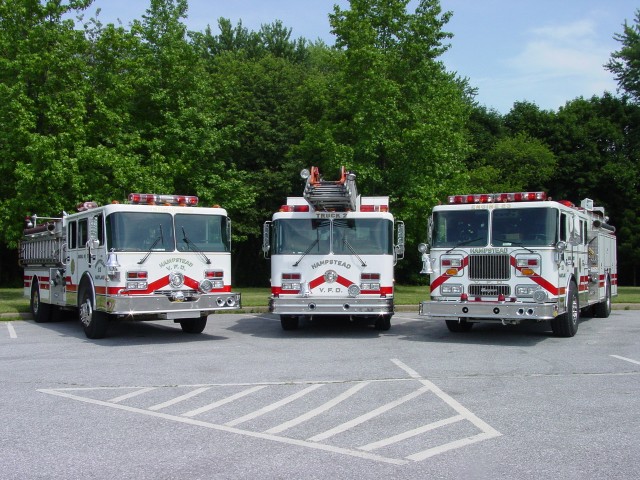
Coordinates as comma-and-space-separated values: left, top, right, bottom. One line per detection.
37, 388, 408, 466
109, 387, 157, 403
182, 385, 267, 418
148, 387, 210, 411
38, 360, 502, 465
359, 415, 465, 452
263, 381, 370, 435
7, 322, 17, 339
391, 358, 502, 450
226, 383, 323, 427
308, 385, 431, 442
610, 355, 640, 366
407, 431, 498, 461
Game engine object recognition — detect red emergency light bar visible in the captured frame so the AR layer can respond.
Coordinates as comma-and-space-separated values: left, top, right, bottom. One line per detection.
360, 205, 389, 212
447, 192, 547, 204
280, 205, 310, 212
128, 193, 198, 206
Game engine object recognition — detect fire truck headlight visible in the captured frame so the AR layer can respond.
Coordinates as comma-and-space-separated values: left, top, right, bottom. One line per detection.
348, 285, 360, 297
516, 285, 536, 297
441, 284, 463, 296
555, 241, 567, 252
126, 281, 148, 290
533, 290, 548, 303
199, 279, 214, 293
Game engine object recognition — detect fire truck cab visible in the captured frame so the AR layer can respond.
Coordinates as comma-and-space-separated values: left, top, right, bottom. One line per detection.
20, 194, 241, 338
418, 192, 617, 337
263, 167, 405, 331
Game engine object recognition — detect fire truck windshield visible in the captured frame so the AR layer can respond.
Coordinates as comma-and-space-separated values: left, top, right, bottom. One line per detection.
491, 207, 558, 247
271, 218, 392, 255
106, 212, 230, 253
432, 210, 488, 248
431, 207, 558, 248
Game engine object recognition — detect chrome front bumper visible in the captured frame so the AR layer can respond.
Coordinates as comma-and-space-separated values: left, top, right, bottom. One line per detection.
270, 296, 394, 316
419, 300, 560, 322
99, 292, 241, 319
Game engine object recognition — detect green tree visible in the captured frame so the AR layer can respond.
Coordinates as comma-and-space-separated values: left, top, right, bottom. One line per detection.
294, 0, 472, 281
0, 0, 93, 247
605, 9, 640, 102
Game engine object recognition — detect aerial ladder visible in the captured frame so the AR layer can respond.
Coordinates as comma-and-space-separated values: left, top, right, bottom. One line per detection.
303, 166, 358, 212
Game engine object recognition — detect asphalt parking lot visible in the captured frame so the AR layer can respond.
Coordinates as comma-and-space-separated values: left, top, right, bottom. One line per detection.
2, 310, 639, 480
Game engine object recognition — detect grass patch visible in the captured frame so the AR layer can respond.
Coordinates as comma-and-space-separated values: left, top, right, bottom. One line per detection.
614, 286, 640, 303
0, 288, 29, 315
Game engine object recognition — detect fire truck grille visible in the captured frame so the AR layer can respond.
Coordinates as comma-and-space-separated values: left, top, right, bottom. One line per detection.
154, 289, 199, 297
469, 284, 511, 297
468, 254, 511, 280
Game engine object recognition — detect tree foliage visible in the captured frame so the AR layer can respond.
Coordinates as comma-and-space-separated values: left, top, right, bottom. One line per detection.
1, 0, 639, 285
606, 9, 640, 103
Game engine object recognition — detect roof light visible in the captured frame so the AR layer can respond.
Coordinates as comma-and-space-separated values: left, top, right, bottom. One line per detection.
447, 192, 547, 204
360, 205, 388, 212
128, 193, 198, 206
279, 205, 310, 212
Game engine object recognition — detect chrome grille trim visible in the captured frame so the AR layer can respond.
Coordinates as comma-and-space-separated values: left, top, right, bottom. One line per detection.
468, 254, 510, 280
154, 289, 199, 297
469, 284, 511, 297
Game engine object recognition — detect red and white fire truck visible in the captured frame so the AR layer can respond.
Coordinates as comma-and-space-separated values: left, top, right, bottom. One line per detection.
418, 192, 617, 337
20, 194, 241, 339
262, 167, 405, 331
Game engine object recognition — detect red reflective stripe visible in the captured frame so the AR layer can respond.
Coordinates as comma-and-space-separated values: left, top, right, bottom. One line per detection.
528, 274, 559, 296
308, 274, 354, 290
430, 274, 449, 292
309, 276, 325, 289
430, 256, 468, 292
509, 256, 559, 295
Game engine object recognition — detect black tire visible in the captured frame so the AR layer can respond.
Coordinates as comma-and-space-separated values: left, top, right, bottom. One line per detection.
445, 319, 473, 332
30, 280, 52, 323
79, 287, 109, 339
180, 317, 207, 334
593, 278, 612, 318
551, 281, 579, 337
280, 315, 299, 331
374, 315, 391, 331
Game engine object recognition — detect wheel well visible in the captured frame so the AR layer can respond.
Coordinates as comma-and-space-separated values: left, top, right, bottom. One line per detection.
78, 274, 96, 307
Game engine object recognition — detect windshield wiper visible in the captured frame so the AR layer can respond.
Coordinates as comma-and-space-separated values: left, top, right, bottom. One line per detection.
342, 238, 366, 266
445, 237, 484, 254
293, 239, 318, 266
492, 237, 534, 253
138, 225, 164, 264
181, 227, 211, 264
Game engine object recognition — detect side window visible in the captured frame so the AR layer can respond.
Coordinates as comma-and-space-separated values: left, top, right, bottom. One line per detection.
78, 218, 88, 247
97, 214, 104, 244
68, 221, 77, 249
560, 213, 567, 242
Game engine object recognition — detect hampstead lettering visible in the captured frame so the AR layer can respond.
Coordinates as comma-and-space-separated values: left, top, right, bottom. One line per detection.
311, 260, 352, 270
159, 258, 194, 269
470, 248, 509, 254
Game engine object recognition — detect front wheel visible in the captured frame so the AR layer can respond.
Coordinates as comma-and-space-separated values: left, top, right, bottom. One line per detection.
280, 315, 299, 330
180, 317, 207, 334
445, 319, 473, 332
374, 315, 391, 331
79, 288, 109, 339
551, 281, 579, 337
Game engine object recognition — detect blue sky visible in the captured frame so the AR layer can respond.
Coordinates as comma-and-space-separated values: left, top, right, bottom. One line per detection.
80, 0, 636, 113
